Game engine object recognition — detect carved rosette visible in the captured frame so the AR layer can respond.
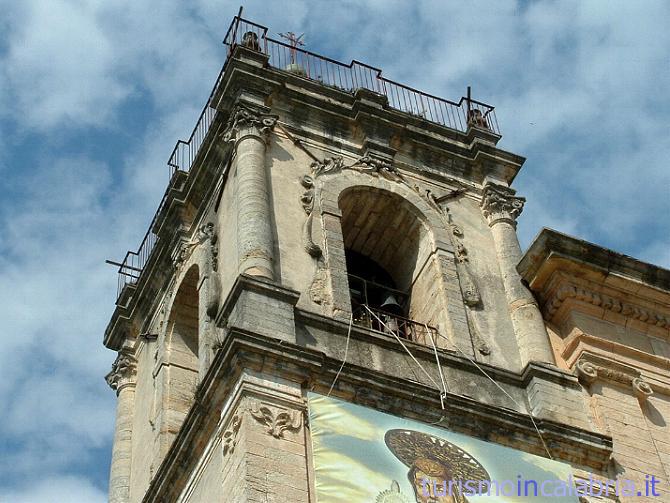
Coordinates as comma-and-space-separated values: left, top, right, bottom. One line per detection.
249, 401, 303, 439
221, 104, 278, 145
480, 183, 525, 227
105, 353, 137, 393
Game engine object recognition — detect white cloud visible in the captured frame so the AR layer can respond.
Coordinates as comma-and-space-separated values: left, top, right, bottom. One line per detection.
0, 476, 107, 503
1, 0, 130, 130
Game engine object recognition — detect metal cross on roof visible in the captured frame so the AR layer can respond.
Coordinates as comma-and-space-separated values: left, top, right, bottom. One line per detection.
278, 31, 304, 64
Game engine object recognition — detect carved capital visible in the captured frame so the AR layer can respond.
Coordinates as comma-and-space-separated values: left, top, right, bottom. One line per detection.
480, 183, 525, 226
221, 104, 277, 144
249, 401, 303, 439
105, 352, 137, 392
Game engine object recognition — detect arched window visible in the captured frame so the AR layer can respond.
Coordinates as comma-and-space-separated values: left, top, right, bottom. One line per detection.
339, 187, 439, 344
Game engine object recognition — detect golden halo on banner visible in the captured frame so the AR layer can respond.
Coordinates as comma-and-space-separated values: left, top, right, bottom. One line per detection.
385, 429, 490, 482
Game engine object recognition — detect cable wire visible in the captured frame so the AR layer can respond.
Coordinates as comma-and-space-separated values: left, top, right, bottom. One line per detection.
327, 313, 353, 396
433, 329, 554, 459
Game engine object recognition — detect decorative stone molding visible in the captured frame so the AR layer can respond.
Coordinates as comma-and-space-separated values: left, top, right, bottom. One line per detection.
221, 104, 278, 144
575, 360, 598, 385
450, 224, 482, 308
299, 175, 329, 304
310, 156, 345, 177
480, 183, 525, 226
249, 401, 303, 439
221, 414, 242, 456
545, 283, 670, 328
310, 154, 403, 182
105, 353, 137, 392
198, 222, 219, 272
351, 155, 404, 182
174, 222, 218, 271
574, 354, 651, 395
632, 377, 654, 401
414, 185, 482, 308
299, 175, 322, 258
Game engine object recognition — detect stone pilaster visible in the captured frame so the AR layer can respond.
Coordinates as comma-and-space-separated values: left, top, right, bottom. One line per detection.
480, 182, 554, 368
224, 104, 278, 280
105, 351, 138, 503
197, 221, 221, 379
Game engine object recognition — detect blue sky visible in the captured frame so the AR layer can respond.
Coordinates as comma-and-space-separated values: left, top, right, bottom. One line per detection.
1, 1, 668, 500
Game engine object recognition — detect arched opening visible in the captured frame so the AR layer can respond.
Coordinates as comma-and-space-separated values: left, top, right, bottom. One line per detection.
161, 265, 200, 447
339, 187, 439, 343
169, 265, 199, 370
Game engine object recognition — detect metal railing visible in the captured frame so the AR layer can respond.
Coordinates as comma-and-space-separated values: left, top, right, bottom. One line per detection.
112, 12, 499, 301
353, 304, 438, 347
224, 16, 500, 134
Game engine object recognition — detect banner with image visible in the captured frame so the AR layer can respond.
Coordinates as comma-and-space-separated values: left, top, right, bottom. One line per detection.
308, 393, 580, 502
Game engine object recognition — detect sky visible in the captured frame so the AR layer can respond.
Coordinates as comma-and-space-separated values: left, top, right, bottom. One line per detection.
0, 1, 668, 500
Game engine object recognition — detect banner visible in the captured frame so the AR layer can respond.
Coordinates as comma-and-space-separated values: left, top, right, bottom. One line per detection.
308, 393, 579, 502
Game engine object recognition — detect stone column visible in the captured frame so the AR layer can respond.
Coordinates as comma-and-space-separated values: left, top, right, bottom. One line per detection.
225, 104, 278, 280
480, 182, 555, 367
105, 351, 138, 503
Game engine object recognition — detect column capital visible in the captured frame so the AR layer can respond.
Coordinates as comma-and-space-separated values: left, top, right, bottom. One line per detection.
480, 182, 525, 227
221, 103, 278, 145
105, 352, 137, 393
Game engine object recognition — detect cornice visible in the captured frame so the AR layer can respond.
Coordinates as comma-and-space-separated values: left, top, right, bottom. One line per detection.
519, 228, 670, 295
543, 279, 670, 330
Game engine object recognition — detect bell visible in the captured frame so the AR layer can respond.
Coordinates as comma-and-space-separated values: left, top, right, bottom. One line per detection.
380, 292, 403, 315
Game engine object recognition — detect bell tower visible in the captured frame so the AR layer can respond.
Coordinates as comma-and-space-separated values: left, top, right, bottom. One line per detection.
103, 12, 615, 503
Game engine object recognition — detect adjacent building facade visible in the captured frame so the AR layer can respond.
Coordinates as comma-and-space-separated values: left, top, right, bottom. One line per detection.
103, 14, 670, 503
